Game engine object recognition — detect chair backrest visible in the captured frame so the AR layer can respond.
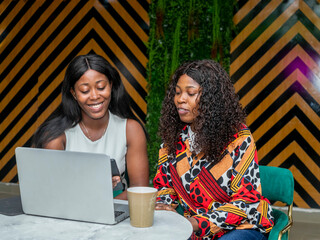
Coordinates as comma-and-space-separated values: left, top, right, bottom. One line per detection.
259, 166, 294, 205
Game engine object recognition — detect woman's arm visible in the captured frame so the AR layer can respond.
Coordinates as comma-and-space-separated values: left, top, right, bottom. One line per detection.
115, 119, 149, 199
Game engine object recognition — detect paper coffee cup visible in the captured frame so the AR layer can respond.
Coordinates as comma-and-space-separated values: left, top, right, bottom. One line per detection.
127, 187, 158, 228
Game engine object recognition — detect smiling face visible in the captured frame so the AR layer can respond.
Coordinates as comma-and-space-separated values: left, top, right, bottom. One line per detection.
174, 74, 201, 124
70, 69, 112, 120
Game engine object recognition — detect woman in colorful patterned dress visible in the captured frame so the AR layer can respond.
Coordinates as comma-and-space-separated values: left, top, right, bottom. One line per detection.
153, 59, 274, 239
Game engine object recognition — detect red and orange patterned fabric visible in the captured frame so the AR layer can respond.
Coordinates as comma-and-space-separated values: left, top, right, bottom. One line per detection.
153, 125, 274, 239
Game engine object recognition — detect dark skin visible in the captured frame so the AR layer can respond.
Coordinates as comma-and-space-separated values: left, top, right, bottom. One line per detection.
155, 74, 201, 232
45, 70, 149, 199
155, 203, 199, 231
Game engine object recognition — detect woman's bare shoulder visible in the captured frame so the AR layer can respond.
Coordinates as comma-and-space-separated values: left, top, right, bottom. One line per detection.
44, 133, 66, 150
126, 118, 143, 130
126, 119, 146, 143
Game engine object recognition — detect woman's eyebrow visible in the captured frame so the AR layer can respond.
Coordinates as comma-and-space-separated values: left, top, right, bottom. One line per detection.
176, 85, 198, 89
96, 79, 108, 83
79, 80, 108, 86
186, 86, 198, 89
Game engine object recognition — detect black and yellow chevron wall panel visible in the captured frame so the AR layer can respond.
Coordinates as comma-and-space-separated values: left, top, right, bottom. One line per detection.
0, 0, 150, 183
231, 0, 320, 208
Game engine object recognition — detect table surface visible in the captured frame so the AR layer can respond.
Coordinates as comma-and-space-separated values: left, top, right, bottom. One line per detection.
0, 210, 193, 240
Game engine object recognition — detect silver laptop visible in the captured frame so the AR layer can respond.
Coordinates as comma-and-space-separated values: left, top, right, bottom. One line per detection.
15, 147, 129, 224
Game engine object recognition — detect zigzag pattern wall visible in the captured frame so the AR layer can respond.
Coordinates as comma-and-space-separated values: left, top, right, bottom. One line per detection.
0, 0, 149, 183
231, 0, 320, 208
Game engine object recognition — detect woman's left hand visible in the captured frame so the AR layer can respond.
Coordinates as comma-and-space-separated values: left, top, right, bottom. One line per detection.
156, 203, 199, 232
112, 176, 121, 188
155, 203, 177, 213
187, 217, 200, 232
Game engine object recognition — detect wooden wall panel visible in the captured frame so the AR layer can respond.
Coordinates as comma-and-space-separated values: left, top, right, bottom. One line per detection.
0, 0, 149, 183
231, 0, 320, 208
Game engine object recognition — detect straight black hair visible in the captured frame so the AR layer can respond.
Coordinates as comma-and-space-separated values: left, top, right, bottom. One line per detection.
32, 54, 140, 148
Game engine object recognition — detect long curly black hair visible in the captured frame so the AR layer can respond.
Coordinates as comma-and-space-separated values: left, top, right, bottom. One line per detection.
159, 59, 246, 163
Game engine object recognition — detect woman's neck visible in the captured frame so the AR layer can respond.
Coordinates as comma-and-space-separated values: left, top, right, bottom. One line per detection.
81, 111, 109, 130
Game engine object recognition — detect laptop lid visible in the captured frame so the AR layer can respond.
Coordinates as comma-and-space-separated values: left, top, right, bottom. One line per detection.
15, 147, 128, 224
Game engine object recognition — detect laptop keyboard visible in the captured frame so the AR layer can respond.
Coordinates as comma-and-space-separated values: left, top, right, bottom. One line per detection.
114, 210, 125, 218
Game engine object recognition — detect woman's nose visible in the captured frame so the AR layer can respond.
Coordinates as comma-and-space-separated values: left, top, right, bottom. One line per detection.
90, 89, 99, 99
177, 93, 187, 103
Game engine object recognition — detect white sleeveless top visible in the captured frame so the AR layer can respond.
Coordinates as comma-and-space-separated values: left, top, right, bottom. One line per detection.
65, 111, 127, 182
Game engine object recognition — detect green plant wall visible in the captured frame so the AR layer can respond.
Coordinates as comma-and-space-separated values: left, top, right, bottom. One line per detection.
146, 0, 237, 179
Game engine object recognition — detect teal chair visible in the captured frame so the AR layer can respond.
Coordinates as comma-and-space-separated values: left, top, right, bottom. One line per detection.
260, 166, 294, 240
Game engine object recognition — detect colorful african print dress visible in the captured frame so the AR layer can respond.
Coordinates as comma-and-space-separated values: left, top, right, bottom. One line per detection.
153, 125, 274, 239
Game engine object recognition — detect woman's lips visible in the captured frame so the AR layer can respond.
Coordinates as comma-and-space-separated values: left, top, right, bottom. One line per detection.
177, 108, 189, 115
88, 102, 103, 112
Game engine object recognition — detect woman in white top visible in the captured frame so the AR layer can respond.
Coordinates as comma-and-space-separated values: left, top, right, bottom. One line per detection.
32, 54, 149, 200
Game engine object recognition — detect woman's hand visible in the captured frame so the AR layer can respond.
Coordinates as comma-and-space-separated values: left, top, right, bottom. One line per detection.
112, 176, 121, 188
155, 203, 177, 213
187, 217, 200, 232
155, 203, 199, 232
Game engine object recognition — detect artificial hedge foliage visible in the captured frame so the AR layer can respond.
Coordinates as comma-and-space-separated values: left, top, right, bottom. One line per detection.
146, 0, 237, 179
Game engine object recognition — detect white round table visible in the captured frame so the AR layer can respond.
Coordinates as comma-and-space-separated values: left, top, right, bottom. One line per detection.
0, 210, 193, 240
